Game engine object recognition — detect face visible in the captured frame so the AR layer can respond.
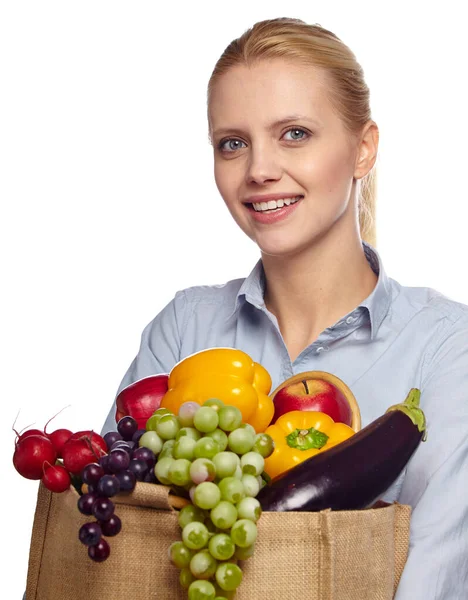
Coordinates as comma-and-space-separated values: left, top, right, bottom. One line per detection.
208, 59, 373, 258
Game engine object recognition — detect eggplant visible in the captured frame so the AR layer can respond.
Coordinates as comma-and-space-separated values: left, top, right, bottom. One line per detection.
258, 388, 426, 512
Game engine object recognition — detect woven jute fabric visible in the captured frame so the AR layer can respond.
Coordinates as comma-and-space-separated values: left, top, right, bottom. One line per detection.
26, 482, 411, 600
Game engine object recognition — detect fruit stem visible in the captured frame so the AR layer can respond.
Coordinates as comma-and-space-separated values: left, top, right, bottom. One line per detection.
302, 380, 309, 395
386, 388, 427, 440
286, 427, 329, 451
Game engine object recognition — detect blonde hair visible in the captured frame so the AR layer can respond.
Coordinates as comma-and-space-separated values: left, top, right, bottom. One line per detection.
207, 17, 377, 247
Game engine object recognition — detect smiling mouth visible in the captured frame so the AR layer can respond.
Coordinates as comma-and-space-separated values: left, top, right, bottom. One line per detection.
248, 195, 304, 213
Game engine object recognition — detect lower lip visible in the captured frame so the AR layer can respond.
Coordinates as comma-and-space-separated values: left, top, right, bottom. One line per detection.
247, 198, 302, 224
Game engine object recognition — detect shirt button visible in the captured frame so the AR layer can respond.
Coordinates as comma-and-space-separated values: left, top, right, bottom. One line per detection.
346, 316, 355, 324
316, 346, 329, 353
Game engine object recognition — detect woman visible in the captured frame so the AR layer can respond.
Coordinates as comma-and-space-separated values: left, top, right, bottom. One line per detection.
102, 18, 468, 599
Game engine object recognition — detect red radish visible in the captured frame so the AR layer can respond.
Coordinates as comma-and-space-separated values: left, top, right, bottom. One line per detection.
16, 429, 46, 443
47, 429, 73, 458
62, 432, 107, 474
13, 435, 57, 480
41, 463, 71, 493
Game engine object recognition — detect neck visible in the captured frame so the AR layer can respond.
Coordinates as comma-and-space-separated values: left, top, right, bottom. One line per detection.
262, 227, 378, 361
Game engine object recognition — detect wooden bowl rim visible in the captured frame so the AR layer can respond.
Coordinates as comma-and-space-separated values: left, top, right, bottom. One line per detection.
270, 370, 361, 432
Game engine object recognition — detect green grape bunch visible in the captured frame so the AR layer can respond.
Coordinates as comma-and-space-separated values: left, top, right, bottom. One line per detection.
142, 399, 275, 600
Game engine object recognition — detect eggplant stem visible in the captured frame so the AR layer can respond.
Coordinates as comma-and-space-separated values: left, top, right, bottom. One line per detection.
386, 388, 427, 438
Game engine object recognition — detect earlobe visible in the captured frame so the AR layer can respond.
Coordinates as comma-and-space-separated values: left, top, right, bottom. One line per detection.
354, 121, 379, 179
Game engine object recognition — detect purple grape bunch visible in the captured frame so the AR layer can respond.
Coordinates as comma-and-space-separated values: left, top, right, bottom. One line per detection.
76, 416, 156, 562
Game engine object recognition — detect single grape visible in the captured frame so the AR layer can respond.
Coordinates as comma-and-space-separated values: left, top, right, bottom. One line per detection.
145, 414, 164, 431
88, 538, 110, 562
203, 398, 224, 411
210, 501, 238, 530
159, 439, 176, 459
99, 514, 122, 536
178, 402, 201, 428
132, 445, 157, 467
156, 414, 180, 440
190, 549, 218, 579
212, 452, 239, 479
117, 416, 138, 441
115, 469, 136, 492
138, 430, 163, 455
188, 580, 216, 600
108, 448, 131, 473
218, 406, 242, 432
96, 474, 121, 497
173, 436, 197, 461
103, 431, 122, 450
110, 441, 133, 454
205, 429, 228, 452
240, 451, 264, 476
81, 463, 105, 485
154, 407, 172, 417
190, 458, 216, 485
239, 423, 256, 437
177, 427, 202, 441
193, 482, 221, 510
193, 407, 219, 433
236, 497, 262, 522
98, 454, 113, 474
252, 433, 275, 458
145, 469, 159, 483
169, 458, 192, 487
208, 533, 235, 561
215, 562, 243, 591
227, 429, 255, 455
78, 521, 102, 546
233, 543, 256, 560
194, 437, 219, 460
128, 458, 149, 481
92, 497, 115, 521
241, 474, 260, 497
178, 504, 206, 529
218, 477, 245, 504
154, 456, 174, 485
77, 493, 98, 516
180, 567, 195, 589
230, 519, 257, 547
168, 540, 194, 569
182, 521, 210, 550
132, 428, 146, 444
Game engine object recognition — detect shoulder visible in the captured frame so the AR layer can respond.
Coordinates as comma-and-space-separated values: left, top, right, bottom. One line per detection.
391, 278, 468, 330
173, 276, 247, 312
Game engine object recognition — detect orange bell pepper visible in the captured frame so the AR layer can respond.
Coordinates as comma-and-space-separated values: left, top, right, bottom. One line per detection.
160, 348, 275, 432
264, 410, 355, 479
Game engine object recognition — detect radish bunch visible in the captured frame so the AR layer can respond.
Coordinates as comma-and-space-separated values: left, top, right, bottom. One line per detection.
12, 412, 107, 494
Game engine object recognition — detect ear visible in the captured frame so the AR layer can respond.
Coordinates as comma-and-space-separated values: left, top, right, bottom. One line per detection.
354, 120, 379, 179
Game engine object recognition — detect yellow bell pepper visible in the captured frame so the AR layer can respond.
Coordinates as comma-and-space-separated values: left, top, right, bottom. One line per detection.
264, 410, 355, 480
160, 348, 275, 432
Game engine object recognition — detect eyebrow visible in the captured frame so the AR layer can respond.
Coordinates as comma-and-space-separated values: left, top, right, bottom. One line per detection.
212, 115, 322, 138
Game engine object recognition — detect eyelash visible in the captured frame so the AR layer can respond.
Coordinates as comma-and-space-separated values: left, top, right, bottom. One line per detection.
217, 127, 311, 152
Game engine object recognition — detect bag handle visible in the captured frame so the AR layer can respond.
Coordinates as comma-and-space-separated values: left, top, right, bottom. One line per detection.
112, 482, 190, 511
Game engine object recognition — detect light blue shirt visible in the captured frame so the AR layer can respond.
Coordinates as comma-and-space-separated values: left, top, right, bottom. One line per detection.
102, 242, 468, 599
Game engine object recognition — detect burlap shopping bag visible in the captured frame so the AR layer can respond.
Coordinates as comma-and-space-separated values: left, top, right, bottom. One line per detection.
26, 482, 411, 600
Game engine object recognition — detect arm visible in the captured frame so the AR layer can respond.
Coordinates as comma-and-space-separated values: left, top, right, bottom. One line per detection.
100, 291, 187, 435
394, 319, 468, 599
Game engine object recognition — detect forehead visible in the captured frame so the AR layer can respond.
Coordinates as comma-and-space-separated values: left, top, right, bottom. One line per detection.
209, 59, 336, 133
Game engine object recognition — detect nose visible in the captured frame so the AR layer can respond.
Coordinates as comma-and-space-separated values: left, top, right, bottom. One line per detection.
245, 146, 282, 185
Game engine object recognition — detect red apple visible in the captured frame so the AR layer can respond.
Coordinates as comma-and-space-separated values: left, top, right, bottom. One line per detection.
115, 374, 169, 429
271, 371, 361, 431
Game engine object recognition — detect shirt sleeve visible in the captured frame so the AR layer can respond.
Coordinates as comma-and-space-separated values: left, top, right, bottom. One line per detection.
394, 318, 468, 599
100, 290, 188, 435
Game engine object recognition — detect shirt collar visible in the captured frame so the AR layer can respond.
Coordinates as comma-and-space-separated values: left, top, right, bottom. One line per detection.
230, 241, 392, 340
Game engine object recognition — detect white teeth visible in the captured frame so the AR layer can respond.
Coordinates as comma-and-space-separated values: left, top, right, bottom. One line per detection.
252, 196, 302, 212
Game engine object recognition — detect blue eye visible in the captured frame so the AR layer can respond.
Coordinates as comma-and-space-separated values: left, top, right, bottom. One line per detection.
283, 128, 308, 141
219, 139, 247, 152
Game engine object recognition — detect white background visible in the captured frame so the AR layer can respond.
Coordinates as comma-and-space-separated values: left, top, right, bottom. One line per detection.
1, 1, 467, 596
